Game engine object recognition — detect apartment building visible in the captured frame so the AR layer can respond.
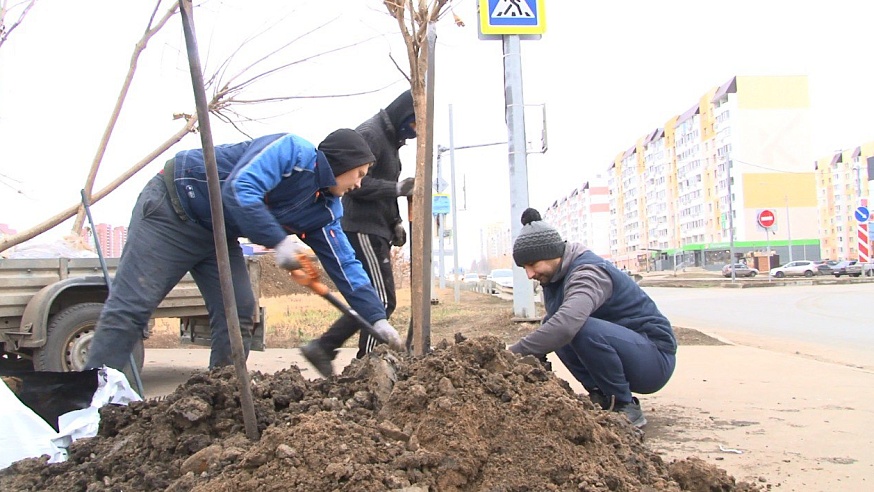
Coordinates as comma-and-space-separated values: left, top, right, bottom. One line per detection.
603, 75, 819, 271
111, 225, 128, 257
543, 175, 611, 258
80, 223, 128, 258
480, 221, 513, 270
814, 143, 874, 261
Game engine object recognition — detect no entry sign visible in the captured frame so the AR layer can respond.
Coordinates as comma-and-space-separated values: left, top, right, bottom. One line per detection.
757, 209, 776, 229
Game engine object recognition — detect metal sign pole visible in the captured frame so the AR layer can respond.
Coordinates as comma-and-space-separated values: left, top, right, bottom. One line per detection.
503, 33, 535, 319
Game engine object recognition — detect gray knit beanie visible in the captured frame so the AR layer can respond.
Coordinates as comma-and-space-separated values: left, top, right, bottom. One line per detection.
512, 208, 566, 266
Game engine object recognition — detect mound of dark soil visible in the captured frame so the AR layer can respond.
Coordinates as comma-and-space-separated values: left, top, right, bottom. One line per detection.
0, 337, 761, 491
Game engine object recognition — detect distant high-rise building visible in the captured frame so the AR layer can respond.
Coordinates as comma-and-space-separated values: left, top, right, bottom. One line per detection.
542, 75, 820, 272
544, 174, 610, 259
94, 223, 112, 257
814, 144, 874, 261
111, 226, 128, 257
79, 223, 127, 258
481, 221, 513, 269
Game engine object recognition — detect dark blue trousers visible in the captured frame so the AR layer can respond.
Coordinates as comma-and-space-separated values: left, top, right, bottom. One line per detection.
555, 317, 675, 403
86, 176, 254, 370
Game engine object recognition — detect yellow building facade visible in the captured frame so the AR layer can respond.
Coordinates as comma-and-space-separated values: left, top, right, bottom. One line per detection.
814, 142, 874, 261
604, 75, 819, 271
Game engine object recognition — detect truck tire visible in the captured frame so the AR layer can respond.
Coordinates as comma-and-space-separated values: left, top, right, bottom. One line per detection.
34, 303, 144, 382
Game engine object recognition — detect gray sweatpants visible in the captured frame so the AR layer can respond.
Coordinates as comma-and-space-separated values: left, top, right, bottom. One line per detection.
85, 176, 254, 370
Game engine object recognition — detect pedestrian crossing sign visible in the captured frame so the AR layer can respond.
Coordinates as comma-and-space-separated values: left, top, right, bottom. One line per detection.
478, 0, 546, 35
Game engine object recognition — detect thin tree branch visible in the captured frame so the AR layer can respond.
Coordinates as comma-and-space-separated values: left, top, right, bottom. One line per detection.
1, 115, 198, 252
0, 0, 36, 49
72, 0, 180, 233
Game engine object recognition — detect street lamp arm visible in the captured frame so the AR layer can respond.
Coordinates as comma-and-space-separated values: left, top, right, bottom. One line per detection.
437, 141, 507, 154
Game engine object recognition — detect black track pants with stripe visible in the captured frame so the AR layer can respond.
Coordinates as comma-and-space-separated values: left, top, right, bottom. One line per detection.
318, 232, 397, 358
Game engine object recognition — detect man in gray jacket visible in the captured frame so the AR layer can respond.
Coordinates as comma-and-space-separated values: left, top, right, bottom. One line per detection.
508, 208, 677, 427
301, 91, 416, 377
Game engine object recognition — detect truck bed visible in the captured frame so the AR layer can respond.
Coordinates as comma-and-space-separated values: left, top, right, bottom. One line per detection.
0, 257, 261, 326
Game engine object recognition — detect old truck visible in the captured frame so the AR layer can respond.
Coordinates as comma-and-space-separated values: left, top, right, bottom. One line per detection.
0, 256, 266, 373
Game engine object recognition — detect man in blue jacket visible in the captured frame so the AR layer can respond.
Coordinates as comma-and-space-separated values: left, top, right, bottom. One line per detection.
508, 208, 677, 428
85, 129, 403, 372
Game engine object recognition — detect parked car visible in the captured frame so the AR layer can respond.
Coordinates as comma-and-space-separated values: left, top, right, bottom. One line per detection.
721, 263, 758, 277
462, 273, 481, 284
831, 260, 862, 277
769, 260, 819, 278
811, 260, 834, 275
487, 268, 514, 293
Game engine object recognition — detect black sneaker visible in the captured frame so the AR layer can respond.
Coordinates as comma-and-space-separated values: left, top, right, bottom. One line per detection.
614, 397, 647, 428
586, 388, 610, 410
300, 341, 333, 378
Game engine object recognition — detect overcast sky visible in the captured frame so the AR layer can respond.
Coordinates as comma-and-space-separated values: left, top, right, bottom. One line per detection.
2, 0, 872, 266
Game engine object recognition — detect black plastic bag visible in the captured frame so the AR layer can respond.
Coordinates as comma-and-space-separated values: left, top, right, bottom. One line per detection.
1, 369, 98, 432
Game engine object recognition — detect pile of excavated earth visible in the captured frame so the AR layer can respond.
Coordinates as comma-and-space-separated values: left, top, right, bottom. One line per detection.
0, 336, 762, 491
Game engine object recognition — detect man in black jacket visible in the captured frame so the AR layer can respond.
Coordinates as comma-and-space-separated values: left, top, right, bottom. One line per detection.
301, 90, 416, 377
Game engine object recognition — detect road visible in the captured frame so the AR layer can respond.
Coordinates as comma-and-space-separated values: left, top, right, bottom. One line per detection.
643, 283, 873, 370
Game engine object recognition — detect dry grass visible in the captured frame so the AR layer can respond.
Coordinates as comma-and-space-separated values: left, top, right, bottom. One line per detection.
145, 287, 529, 350
145, 285, 718, 350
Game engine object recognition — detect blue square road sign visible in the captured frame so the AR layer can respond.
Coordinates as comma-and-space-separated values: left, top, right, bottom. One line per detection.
479, 0, 546, 35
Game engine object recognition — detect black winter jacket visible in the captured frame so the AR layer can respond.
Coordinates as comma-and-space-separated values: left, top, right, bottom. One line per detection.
341, 91, 415, 240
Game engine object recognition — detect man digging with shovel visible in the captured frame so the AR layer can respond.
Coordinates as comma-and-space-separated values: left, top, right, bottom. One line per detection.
85, 129, 404, 375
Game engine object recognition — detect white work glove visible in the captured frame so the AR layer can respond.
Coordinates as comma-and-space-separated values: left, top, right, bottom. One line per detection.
396, 177, 415, 197
274, 236, 306, 270
391, 222, 407, 247
371, 319, 404, 351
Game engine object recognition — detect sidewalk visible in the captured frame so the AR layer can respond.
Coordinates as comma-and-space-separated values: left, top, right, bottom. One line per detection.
141, 342, 873, 491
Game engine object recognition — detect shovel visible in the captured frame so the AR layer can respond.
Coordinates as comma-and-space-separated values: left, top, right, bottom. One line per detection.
288, 254, 392, 346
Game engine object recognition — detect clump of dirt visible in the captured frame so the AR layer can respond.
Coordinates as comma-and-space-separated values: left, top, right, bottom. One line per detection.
0, 337, 762, 491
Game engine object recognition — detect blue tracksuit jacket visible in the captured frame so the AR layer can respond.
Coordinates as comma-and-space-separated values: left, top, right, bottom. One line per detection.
168, 133, 385, 324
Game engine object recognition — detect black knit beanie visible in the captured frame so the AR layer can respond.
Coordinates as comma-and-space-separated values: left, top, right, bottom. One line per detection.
512, 208, 566, 266
318, 129, 376, 177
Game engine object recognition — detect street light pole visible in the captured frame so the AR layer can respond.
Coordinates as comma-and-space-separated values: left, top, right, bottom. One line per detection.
448, 104, 460, 303
785, 194, 793, 262
726, 156, 736, 282
766, 225, 772, 283
435, 138, 506, 300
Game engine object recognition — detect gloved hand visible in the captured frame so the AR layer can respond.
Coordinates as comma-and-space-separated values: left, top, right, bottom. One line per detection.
534, 353, 553, 371
371, 319, 404, 351
396, 177, 415, 197
274, 236, 306, 270
391, 222, 407, 247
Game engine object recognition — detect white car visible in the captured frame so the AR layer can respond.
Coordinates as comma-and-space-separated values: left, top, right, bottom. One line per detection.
487, 268, 514, 293
769, 260, 818, 278
462, 273, 481, 284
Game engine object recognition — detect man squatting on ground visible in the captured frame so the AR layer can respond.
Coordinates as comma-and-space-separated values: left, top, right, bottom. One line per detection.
508, 208, 677, 427
85, 129, 403, 372
301, 90, 416, 377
